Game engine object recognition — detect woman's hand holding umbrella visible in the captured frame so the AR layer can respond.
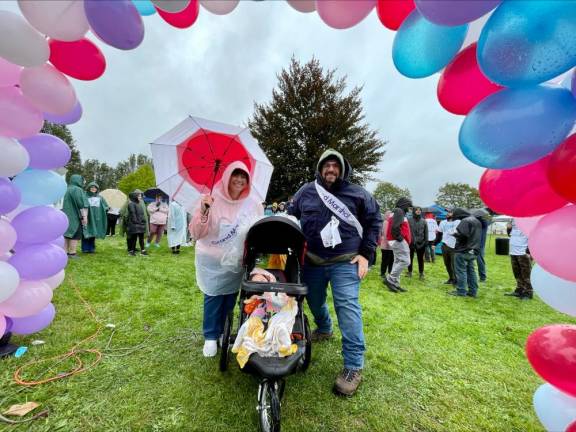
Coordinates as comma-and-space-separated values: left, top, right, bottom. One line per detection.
200, 195, 214, 215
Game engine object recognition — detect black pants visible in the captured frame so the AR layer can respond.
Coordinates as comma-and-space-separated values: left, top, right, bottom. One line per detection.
380, 249, 394, 276
171, 245, 181, 254
511, 255, 533, 295
408, 246, 425, 274
107, 214, 119, 236
442, 243, 456, 282
127, 233, 145, 252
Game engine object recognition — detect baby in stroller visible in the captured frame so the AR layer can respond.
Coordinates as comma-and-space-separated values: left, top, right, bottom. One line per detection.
219, 216, 311, 432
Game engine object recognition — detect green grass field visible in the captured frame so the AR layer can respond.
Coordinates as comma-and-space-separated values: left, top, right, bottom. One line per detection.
1, 236, 572, 431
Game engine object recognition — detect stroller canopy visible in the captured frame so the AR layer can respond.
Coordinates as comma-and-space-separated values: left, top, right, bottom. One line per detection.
245, 216, 305, 257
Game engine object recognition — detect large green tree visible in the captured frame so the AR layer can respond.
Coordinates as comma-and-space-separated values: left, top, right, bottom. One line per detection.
82, 159, 116, 190
117, 164, 156, 195
41, 122, 81, 182
248, 58, 386, 201
435, 182, 484, 209
373, 181, 412, 212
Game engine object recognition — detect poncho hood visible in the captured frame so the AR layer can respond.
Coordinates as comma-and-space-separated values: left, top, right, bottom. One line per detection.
219, 161, 251, 202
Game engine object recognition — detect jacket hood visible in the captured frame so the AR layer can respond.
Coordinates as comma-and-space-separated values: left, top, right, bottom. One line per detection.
69, 174, 84, 188
395, 197, 412, 212
219, 161, 251, 201
316, 149, 351, 181
452, 208, 471, 220
86, 182, 99, 196
129, 192, 140, 203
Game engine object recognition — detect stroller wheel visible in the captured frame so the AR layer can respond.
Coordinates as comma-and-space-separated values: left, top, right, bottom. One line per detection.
219, 311, 233, 372
301, 314, 312, 372
258, 380, 281, 432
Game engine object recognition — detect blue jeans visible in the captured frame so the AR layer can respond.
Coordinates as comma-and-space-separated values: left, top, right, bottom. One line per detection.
303, 262, 365, 370
476, 249, 486, 281
203, 292, 237, 340
81, 237, 95, 252
454, 252, 479, 296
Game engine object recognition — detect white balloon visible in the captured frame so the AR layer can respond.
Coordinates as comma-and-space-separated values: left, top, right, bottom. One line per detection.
200, 0, 239, 15
534, 383, 576, 432
151, 0, 190, 13
0, 261, 20, 303
39, 269, 65, 290
0, 219, 16, 256
0, 136, 29, 177
532, 264, 576, 317
0, 10, 50, 67
20, 64, 77, 116
18, 0, 89, 42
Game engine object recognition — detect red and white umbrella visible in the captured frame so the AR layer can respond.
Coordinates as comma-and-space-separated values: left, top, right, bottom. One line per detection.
150, 116, 273, 211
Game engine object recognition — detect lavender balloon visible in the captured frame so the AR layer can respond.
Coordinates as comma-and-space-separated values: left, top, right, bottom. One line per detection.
19, 134, 71, 170
51, 236, 65, 249
10, 303, 55, 335
5, 317, 12, 333
43, 101, 82, 125
0, 177, 21, 214
8, 243, 67, 279
85, 0, 144, 50
415, 0, 501, 26
11, 206, 69, 244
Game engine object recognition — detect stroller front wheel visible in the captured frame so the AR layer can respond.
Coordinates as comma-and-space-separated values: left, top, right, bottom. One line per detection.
258, 379, 282, 432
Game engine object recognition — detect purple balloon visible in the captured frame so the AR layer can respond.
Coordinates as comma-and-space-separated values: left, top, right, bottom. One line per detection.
10, 303, 55, 335
43, 101, 82, 125
84, 0, 145, 50
11, 206, 69, 244
415, 0, 501, 26
0, 177, 21, 215
8, 243, 67, 280
5, 317, 12, 334
18, 134, 71, 170
51, 236, 65, 249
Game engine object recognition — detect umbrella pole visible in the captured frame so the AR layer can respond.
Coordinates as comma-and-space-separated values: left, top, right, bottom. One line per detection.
209, 160, 221, 196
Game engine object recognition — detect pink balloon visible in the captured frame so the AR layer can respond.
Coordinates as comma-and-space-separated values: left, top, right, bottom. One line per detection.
530, 205, 576, 282
0, 280, 52, 318
287, 0, 316, 13
39, 269, 65, 290
0, 86, 43, 139
316, 0, 376, 29
515, 216, 544, 237
20, 64, 77, 116
479, 156, 568, 217
0, 58, 22, 88
0, 219, 17, 255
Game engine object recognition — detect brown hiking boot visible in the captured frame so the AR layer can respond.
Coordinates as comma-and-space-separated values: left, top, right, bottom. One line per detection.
311, 329, 333, 342
333, 368, 362, 396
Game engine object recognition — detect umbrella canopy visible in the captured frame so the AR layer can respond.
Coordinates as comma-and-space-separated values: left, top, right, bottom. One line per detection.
150, 116, 273, 211
100, 188, 127, 209
144, 188, 169, 201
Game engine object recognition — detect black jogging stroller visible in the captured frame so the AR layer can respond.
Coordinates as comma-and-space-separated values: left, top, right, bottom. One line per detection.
220, 216, 312, 432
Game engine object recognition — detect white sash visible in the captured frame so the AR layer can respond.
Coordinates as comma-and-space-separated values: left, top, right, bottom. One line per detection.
210, 198, 253, 247
314, 181, 363, 238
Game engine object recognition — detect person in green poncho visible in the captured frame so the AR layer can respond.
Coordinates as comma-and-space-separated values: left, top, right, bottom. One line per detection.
120, 189, 149, 251
62, 174, 89, 259
81, 182, 109, 253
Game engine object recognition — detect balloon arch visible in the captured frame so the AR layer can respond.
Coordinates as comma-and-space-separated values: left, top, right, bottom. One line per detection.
0, 0, 575, 428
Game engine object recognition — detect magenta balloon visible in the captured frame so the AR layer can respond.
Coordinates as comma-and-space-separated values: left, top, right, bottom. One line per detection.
415, 0, 501, 26
19, 134, 71, 170
0, 280, 52, 318
530, 206, 576, 282
0, 177, 21, 214
43, 101, 82, 125
316, 0, 375, 29
0, 86, 43, 139
0, 57, 21, 88
10, 303, 55, 335
8, 243, 68, 279
84, 0, 144, 50
479, 156, 568, 217
11, 206, 69, 244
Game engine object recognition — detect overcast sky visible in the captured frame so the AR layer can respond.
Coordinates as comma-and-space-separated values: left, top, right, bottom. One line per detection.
3, 1, 484, 204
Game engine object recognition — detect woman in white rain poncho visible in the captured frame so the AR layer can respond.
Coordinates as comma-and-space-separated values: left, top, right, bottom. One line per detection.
189, 161, 263, 357
167, 199, 187, 254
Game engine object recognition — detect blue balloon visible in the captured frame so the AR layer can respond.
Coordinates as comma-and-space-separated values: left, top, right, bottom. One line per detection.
478, 0, 576, 88
132, 0, 156, 16
459, 86, 576, 169
12, 169, 67, 206
393, 10, 468, 79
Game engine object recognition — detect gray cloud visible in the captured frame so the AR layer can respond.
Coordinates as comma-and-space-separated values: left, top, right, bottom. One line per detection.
1, 1, 484, 204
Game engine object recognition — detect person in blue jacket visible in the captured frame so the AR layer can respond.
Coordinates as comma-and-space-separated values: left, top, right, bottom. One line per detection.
289, 149, 382, 397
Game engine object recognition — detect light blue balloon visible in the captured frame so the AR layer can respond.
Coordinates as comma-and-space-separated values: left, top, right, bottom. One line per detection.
12, 169, 67, 206
132, 0, 156, 16
392, 10, 468, 79
478, 0, 576, 88
459, 86, 576, 169
533, 383, 576, 432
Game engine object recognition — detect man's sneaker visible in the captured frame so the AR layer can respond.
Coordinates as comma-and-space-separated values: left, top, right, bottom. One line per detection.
448, 290, 466, 297
311, 329, 334, 342
419, 273, 425, 281
505, 291, 521, 297
443, 279, 453, 285
384, 276, 406, 293
203, 340, 217, 357
333, 368, 362, 396
128, 251, 136, 256
519, 293, 533, 300
141, 250, 148, 256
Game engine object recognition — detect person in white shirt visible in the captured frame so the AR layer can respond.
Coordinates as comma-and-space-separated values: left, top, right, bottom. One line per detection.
505, 220, 533, 300
424, 213, 439, 263
437, 210, 460, 285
